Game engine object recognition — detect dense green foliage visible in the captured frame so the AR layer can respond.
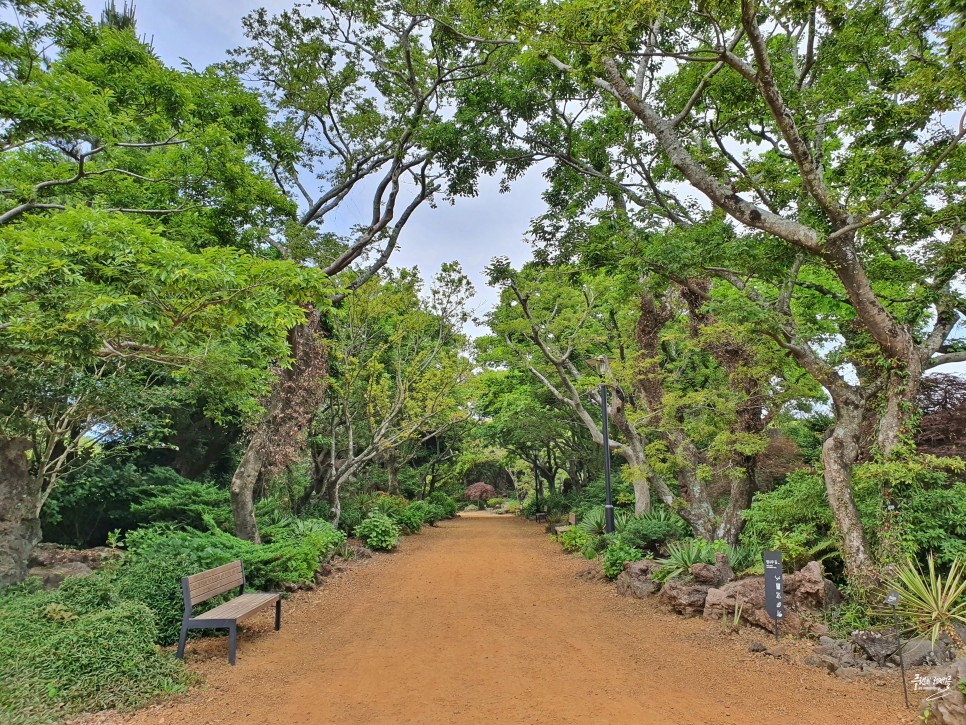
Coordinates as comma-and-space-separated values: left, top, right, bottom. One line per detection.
354, 513, 401, 552
602, 541, 644, 580
619, 510, 689, 554
0, 576, 190, 722
118, 518, 344, 645
2, 0, 966, 718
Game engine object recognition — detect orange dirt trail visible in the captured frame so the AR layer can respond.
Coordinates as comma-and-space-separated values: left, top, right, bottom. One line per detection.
127, 514, 908, 725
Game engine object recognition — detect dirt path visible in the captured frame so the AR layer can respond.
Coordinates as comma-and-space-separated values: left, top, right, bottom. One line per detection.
127, 514, 908, 724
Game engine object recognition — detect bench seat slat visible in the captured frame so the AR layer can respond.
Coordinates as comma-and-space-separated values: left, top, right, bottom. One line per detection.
192, 592, 279, 622
187, 562, 245, 604
190, 574, 244, 603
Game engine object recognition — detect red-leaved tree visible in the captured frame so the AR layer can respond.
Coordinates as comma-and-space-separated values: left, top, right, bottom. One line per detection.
465, 482, 497, 506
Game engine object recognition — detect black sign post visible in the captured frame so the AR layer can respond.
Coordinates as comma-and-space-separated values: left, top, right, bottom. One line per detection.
885, 590, 910, 708
762, 551, 784, 642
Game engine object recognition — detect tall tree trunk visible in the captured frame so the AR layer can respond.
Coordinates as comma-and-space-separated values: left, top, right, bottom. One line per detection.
822, 394, 876, 587
229, 312, 329, 541
0, 437, 40, 586
326, 476, 342, 527
229, 429, 267, 544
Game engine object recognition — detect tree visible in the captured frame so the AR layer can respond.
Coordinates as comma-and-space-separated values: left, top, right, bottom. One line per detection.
222, 0, 511, 540
481, 257, 813, 542
0, 2, 324, 582
0, 208, 321, 584
300, 264, 474, 523
465, 482, 497, 506
448, 0, 966, 584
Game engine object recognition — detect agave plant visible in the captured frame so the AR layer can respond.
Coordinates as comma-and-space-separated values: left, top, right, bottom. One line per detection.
613, 508, 634, 533
578, 506, 633, 535
654, 539, 715, 582
888, 554, 966, 646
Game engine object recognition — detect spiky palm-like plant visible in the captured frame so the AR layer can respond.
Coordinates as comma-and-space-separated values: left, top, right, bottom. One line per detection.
888, 554, 966, 647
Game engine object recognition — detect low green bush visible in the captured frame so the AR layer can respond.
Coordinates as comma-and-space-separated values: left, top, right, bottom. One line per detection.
394, 506, 424, 534
578, 506, 634, 536
618, 508, 689, 552
354, 512, 400, 551
602, 540, 644, 579
486, 497, 505, 508
372, 494, 409, 518
558, 527, 590, 554
410, 502, 446, 526
426, 492, 458, 518
0, 575, 191, 722
338, 501, 365, 534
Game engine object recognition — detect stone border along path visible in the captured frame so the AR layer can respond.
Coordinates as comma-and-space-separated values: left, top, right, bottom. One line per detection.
120, 514, 911, 724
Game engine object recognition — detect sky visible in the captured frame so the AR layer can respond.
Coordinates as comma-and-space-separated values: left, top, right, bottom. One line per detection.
81, 0, 541, 337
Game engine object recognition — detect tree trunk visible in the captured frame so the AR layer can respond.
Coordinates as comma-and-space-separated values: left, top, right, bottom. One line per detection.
0, 437, 40, 587
227, 312, 329, 541
822, 396, 876, 588
876, 360, 922, 457
326, 476, 342, 527
714, 465, 757, 546
229, 429, 266, 543
385, 451, 400, 495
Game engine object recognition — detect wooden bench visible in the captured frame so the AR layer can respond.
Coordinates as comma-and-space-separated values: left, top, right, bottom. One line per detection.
176, 560, 281, 665
534, 511, 549, 523
553, 512, 578, 535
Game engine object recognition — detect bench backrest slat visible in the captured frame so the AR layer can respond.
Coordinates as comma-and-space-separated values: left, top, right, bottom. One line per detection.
184, 560, 244, 607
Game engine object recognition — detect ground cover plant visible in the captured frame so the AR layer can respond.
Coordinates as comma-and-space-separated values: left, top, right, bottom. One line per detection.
0, 575, 191, 723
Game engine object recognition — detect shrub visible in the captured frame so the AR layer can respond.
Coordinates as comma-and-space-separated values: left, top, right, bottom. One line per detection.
338, 501, 365, 534
580, 535, 606, 560
486, 497, 505, 508
414, 502, 447, 526
766, 530, 837, 571
522, 497, 539, 518
654, 539, 716, 582
578, 506, 633, 536
0, 575, 191, 720
427, 492, 458, 518
619, 511, 687, 552
130, 475, 233, 531
573, 477, 635, 519
505, 501, 521, 515
602, 541, 644, 579
372, 494, 409, 518
354, 512, 400, 551
541, 493, 572, 516
558, 527, 590, 554
394, 506, 424, 535
720, 541, 760, 574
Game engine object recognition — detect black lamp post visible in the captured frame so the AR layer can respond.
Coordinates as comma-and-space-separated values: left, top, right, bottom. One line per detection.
587, 356, 615, 534
599, 382, 615, 535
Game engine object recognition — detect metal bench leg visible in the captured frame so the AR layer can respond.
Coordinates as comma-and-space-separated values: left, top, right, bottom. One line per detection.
176, 621, 188, 660
228, 623, 237, 666
275, 599, 282, 631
